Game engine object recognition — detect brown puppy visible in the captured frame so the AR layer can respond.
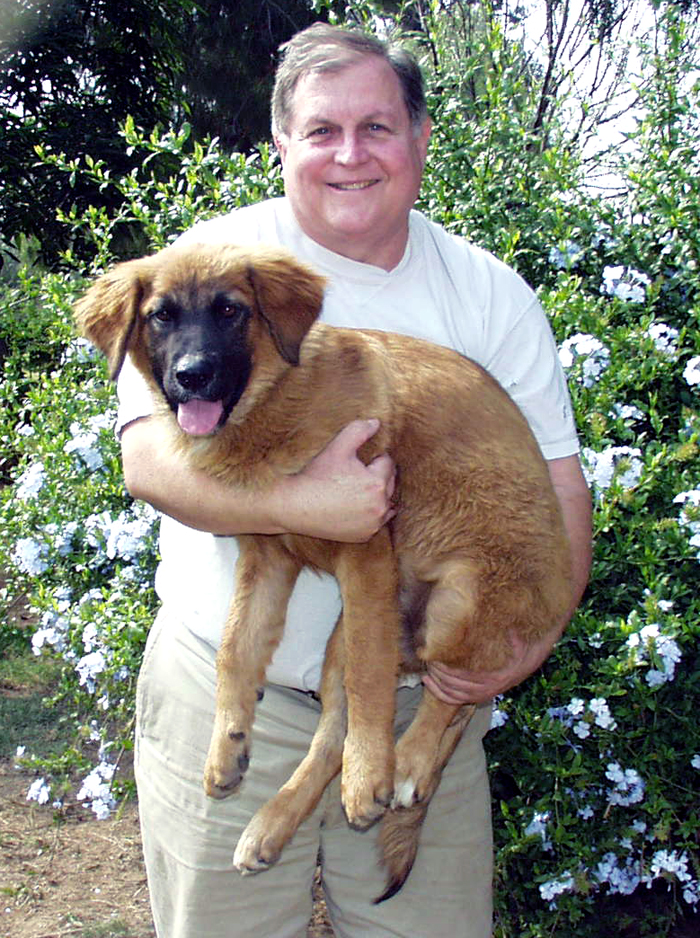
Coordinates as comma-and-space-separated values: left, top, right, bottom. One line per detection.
75, 242, 572, 902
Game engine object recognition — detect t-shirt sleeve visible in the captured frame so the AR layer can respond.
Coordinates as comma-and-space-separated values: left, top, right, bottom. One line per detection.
445, 235, 579, 461
115, 355, 156, 436
483, 293, 579, 461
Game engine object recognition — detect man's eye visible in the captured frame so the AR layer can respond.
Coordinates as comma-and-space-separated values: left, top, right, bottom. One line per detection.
308, 126, 331, 138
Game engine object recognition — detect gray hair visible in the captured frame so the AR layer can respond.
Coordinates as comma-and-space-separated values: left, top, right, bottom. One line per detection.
271, 22, 427, 138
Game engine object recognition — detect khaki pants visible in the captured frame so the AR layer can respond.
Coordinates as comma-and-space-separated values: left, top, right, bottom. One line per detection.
135, 608, 494, 938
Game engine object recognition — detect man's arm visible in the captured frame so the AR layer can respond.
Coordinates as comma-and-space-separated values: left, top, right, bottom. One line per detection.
424, 452, 592, 704
120, 415, 396, 542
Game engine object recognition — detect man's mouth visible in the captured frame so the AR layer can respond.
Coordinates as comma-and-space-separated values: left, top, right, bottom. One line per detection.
328, 180, 379, 191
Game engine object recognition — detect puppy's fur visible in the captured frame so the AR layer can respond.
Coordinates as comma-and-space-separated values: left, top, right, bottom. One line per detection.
75, 242, 572, 901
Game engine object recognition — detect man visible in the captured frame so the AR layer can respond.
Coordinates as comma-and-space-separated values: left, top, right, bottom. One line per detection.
118, 23, 592, 938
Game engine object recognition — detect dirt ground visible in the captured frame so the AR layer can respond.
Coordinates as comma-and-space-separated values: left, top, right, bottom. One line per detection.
0, 762, 334, 938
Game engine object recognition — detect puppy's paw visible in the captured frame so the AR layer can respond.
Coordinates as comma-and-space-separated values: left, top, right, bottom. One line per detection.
233, 814, 286, 875
391, 738, 435, 808
341, 738, 393, 829
203, 725, 250, 799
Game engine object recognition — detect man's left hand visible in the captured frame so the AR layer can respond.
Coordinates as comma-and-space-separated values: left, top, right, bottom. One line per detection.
423, 629, 559, 705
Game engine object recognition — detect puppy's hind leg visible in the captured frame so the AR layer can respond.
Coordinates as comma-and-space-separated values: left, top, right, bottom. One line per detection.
393, 558, 480, 807
234, 616, 348, 874
204, 537, 301, 798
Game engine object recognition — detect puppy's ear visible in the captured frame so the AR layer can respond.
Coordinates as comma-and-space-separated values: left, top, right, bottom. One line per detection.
74, 258, 152, 380
246, 252, 327, 365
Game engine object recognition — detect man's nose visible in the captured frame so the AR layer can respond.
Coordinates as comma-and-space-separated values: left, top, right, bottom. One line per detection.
335, 131, 368, 165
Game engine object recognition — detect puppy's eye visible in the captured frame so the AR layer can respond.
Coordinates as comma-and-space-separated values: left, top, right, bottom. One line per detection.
150, 306, 174, 324
215, 299, 248, 319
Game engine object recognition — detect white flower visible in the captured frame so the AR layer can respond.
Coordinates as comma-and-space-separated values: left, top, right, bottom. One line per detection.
525, 812, 552, 850
674, 490, 700, 536
16, 462, 47, 500
559, 333, 611, 387
12, 537, 49, 576
595, 851, 641, 895
605, 762, 645, 806
75, 649, 108, 693
683, 355, 700, 387
64, 431, 105, 470
692, 754, 700, 770
602, 265, 650, 303
27, 777, 51, 805
77, 761, 117, 820
62, 337, 98, 364
539, 872, 575, 906
590, 698, 617, 730
44, 521, 79, 557
567, 697, 585, 716
627, 624, 682, 685
582, 446, 643, 493
611, 403, 645, 423
105, 509, 154, 561
648, 849, 691, 882
573, 721, 591, 739
683, 881, 700, 907
490, 703, 508, 729
646, 323, 679, 356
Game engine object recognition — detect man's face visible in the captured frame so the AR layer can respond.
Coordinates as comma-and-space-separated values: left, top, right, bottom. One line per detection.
275, 55, 431, 271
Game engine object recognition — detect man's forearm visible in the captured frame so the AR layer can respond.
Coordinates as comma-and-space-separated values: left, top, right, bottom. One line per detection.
547, 452, 593, 625
120, 415, 395, 542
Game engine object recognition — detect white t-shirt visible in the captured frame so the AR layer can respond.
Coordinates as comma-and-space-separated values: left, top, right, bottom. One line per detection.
117, 198, 578, 691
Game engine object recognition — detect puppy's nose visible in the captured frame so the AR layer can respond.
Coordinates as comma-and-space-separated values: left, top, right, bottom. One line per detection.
175, 354, 216, 393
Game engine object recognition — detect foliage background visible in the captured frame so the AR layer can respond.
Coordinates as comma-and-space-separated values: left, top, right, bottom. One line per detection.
1, 0, 699, 936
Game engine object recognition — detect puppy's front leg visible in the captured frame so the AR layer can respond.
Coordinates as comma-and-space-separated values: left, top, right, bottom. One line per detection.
336, 530, 400, 828
204, 537, 301, 798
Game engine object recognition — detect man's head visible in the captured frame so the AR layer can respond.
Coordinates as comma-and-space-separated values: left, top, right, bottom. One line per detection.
271, 24, 431, 270
271, 23, 428, 140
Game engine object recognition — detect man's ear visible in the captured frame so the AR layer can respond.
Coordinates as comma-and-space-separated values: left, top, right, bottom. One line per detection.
273, 133, 288, 165
417, 116, 432, 165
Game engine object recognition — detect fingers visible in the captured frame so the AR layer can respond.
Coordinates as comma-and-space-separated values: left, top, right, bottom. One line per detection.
424, 633, 533, 704
326, 418, 381, 460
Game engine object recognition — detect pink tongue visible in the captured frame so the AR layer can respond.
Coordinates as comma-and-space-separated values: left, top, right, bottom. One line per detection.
177, 399, 224, 436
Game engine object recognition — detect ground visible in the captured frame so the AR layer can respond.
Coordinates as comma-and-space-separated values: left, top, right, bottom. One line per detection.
0, 762, 335, 938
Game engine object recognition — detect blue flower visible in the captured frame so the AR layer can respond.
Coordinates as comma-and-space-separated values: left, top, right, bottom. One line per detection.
683, 355, 700, 388
605, 762, 645, 806
16, 462, 47, 500
559, 333, 611, 388
602, 265, 650, 303
646, 323, 679, 357
548, 241, 583, 270
12, 537, 50, 576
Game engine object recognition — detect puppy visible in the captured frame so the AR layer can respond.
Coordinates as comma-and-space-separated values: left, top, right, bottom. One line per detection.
75, 241, 572, 901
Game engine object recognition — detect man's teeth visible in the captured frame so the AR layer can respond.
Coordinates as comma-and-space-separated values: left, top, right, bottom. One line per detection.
331, 181, 375, 190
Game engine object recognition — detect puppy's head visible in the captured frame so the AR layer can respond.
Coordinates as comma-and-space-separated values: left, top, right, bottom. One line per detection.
74, 243, 327, 435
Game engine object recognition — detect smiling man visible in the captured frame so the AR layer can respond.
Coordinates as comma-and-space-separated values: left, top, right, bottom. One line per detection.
274, 54, 431, 269
118, 22, 592, 938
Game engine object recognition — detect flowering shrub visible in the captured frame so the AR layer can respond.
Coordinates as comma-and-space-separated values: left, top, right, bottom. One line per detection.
2, 10, 700, 935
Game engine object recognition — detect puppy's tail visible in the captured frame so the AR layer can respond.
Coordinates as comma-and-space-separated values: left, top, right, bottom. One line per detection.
373, 802, 429, 904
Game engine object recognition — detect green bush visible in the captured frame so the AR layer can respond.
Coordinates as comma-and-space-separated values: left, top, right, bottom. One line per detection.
1, 4, 699, 935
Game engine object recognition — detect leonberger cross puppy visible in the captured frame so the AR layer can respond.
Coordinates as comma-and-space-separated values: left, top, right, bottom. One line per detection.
75, 242, 572, 902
